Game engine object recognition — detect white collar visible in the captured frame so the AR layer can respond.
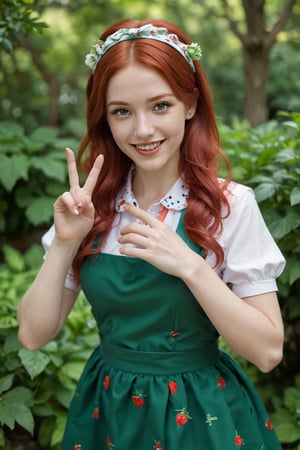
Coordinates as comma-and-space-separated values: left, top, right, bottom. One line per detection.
115, 166, 189, 212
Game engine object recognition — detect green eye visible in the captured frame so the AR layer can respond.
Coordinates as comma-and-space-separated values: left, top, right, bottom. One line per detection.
113, 108, 129, 116
155, 102, 169, 111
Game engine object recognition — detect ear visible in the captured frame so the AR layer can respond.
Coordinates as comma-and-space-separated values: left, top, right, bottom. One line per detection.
185, 102, 197, 120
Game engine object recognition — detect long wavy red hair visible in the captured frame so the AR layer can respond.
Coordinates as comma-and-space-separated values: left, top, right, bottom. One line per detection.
72, 18, 231, 282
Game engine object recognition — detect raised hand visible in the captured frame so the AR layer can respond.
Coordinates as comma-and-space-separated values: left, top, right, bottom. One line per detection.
118, 204, 200, 278
53, 147, 104, 243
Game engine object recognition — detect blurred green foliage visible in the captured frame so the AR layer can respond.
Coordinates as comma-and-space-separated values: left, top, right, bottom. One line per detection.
0, 244, 98, 449
1, 0, 299, 129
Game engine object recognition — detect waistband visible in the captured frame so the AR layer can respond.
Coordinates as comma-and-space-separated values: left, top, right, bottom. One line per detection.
99, 341, 219, 375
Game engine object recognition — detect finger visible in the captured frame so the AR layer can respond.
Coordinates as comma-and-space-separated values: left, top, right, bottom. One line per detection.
119, 222, 151, 237
55, 191, 80, 215
118, 233, 148, 248
66, 147, 80, 188
119, 244, 148, 259
123, 204, 159, 227
83, 154, 104, 195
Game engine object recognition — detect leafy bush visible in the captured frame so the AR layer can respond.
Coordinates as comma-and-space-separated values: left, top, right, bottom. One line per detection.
0, 244, 98, 449
0, 120, 84, 236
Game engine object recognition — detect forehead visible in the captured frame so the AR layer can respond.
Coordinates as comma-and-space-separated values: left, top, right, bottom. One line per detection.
106, 63, 173, 103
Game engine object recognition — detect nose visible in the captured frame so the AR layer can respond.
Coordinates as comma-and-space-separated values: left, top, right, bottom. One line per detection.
134, 113, 155, 139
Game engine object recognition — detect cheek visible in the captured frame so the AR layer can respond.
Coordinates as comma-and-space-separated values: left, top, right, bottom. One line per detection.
108, 121, 126, 143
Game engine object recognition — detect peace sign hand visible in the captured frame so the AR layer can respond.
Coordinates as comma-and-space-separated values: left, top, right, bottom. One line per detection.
53, 147, 104, 244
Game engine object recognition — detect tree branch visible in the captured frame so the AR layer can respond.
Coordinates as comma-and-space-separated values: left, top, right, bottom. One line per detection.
19, 36, 60, 126
218, 0, 246, 43
266, 0, 297, 47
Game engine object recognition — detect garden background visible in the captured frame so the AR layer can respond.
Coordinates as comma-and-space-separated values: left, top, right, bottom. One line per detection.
0, 0, 300, 448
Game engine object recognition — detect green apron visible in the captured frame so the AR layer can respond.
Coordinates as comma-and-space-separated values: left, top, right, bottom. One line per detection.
62, 211, 282, 450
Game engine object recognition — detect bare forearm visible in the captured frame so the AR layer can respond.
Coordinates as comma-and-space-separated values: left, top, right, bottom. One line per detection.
181, 253, 284, 372
18, 238, 79, 350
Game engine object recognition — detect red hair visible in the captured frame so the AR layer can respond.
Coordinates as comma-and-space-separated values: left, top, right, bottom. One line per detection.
72, 18, 231, 281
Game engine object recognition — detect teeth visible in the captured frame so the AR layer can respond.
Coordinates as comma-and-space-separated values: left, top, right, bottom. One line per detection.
136, 142, 161, 151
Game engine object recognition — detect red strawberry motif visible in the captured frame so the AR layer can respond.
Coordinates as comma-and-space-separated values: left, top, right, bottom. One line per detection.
170, 330, 179, 338
131, 392, 145, 408
234, 433, 244, 446
104, 375, 111, 390
265, 418, 273, 430
175, 408, 192, 426
74, 445, 81, 450
217, 377, 226, 389
168, 381, 178, 395
106, 436, 115, 449
153, 440, 163, 449
92, 407, 100, 419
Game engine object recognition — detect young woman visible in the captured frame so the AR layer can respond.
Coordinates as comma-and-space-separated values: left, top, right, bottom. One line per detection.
18, 18, 285, 450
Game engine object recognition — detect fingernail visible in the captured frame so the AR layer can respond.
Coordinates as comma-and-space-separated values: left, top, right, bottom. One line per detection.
73, 207, 79, 215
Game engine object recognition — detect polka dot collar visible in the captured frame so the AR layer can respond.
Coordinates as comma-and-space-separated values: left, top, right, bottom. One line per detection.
115, 166, 189, 212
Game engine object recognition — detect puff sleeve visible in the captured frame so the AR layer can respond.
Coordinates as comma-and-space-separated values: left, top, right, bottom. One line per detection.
208, 183, 286, 298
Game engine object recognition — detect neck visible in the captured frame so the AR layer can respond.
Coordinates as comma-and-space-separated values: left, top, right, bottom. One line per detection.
132, 169, 179, 211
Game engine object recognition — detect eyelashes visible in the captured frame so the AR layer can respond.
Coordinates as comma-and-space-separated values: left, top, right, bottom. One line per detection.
109, 101, 172, 117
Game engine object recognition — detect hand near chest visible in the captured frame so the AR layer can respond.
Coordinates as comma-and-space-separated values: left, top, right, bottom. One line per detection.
118, 203, 201, 279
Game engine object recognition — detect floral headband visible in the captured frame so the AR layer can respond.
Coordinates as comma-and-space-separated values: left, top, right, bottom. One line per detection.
85, 23, 202, 73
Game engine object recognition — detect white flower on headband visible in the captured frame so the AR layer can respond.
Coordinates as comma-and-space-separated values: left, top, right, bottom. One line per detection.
85, 24, 202, 73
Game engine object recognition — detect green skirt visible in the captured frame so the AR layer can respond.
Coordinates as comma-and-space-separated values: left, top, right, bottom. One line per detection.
61, 341, 281, 450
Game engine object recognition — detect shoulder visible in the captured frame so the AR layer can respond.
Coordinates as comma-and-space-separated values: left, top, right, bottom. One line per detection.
217, 179, 258, 223
223, 180, 255, 209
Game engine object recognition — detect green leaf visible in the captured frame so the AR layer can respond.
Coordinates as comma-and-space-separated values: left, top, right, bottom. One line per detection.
0, 374, 14, 394
283, 120, 300, 130
60, 361, 85, 381
274, 422, 300, 443
2, 245, 25, 271
32, 402, 54, 417
52, 383, 73, 408
4, 386, 34, 406
0, 428, 5, 446
0, 154, 29, 191
30, 156, 66, 182
18, 348, 50, 379
4, 329, 22, 352
291, 187, 300, 206
37, 415, 56, 447
14, 403, 34, 434
0, 387, 34, 434
275, 148, 298, 164
271, 409, 300, 443
284, 386, 300, 411
0, 315, 18, 330
0, 396, 15, 429
51, 411, 67, 446
254, 182, 276, 202
268, 213, 300, 240
30, 127, 59, 144
25, 197, 55, 225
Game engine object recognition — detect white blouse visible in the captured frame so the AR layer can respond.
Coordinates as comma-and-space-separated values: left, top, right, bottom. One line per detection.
42, 172, 285, 298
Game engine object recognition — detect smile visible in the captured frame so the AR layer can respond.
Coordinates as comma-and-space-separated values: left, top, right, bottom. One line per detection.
135, 141, 164, 152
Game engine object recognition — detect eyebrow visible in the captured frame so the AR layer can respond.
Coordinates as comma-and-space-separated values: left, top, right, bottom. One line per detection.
107, 93, 176, 107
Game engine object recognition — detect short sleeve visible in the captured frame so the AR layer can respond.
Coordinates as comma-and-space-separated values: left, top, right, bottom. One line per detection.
41, 225, 81, 293
208, 183, 286, 298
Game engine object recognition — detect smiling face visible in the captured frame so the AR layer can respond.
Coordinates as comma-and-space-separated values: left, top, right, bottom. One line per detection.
106, 63, 195, 180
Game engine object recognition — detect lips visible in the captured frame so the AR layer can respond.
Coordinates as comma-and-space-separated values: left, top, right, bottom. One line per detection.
134, 140, 164, 155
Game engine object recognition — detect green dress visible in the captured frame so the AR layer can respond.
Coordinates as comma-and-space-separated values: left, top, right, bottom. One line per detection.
61, 212, 282, 450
